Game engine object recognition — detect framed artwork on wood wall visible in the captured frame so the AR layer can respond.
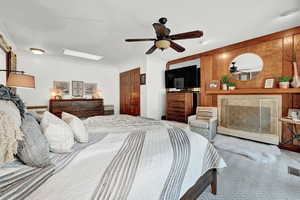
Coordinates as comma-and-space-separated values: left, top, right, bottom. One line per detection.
140, 73, 146, 85
206, 80, 220, 90
72, 81, 84, 97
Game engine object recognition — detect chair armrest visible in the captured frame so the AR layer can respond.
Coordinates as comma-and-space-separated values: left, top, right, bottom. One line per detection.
188, 115, 196, 123
209, 117, 218, 123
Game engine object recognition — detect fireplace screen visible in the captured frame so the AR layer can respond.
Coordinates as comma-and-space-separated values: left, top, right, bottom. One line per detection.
218, 95, 282, 144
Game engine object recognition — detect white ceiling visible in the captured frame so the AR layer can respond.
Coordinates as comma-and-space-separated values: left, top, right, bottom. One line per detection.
0, 0, 299, 67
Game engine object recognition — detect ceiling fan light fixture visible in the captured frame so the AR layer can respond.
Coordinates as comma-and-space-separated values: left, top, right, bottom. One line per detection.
155, 40, 170, 49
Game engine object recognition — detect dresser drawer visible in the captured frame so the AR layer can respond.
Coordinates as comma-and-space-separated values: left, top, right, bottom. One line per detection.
167, 93, 186, 101
167, 106, 185, 113
49, 99, 104, 118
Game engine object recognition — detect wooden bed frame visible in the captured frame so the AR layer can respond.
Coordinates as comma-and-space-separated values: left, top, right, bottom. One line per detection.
181, 168, 217, 200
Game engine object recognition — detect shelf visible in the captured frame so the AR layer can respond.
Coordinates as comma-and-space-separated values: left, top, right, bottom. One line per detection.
205, 88, 300, 95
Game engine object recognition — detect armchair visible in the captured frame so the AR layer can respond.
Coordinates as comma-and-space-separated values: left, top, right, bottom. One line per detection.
188, 107, 218, 141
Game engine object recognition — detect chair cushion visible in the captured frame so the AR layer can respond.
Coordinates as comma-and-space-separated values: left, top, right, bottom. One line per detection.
17, 113, 51, 167
189, 119, 209, 129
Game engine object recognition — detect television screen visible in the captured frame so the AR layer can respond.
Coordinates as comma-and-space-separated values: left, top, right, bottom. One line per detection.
165, 65, 200, 89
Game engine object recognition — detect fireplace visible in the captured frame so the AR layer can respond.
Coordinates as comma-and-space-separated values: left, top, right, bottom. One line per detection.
217, 95, 282, 144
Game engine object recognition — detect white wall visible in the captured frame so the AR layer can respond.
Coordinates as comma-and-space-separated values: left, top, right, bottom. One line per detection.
118, 55, 166, 120
168, 58, 200, 69
145, 56, 166, 120
0, 23, 16, 85
0, 49, 5, 84
16, 52, 119, 112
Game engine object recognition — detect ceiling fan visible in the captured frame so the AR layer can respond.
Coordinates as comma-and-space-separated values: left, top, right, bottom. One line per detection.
125, 17, 203, 54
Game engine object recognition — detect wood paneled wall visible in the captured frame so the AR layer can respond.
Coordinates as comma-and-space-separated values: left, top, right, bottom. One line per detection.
167, 26, 300, 152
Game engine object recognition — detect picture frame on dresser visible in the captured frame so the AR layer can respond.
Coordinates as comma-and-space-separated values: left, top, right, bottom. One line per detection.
84, 82, 97, 95
53, 81, 70, 95
72, 81, 84, 97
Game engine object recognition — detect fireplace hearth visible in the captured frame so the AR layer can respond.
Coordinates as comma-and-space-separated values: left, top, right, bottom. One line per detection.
217, 95, 282, 144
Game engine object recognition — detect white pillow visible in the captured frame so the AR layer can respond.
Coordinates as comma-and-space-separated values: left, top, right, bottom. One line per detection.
41, 111, 74, 153
62, 112, 88, 143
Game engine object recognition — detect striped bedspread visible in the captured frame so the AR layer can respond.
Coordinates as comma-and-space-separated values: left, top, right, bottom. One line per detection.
0, 119, 226, 200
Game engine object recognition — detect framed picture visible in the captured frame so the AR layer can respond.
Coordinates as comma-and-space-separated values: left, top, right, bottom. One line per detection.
264, 78, 275, 88
140, 73, 146, 85
206, 80, 220, 90
53, 81, 70, 95
84, 83, 97, 95
72, 81, 84, 97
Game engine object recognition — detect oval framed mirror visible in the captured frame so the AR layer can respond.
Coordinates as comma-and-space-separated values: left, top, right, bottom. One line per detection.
229, 53, 263, 81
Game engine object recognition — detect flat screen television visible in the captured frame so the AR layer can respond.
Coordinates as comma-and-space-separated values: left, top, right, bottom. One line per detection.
165, 65, 200, 89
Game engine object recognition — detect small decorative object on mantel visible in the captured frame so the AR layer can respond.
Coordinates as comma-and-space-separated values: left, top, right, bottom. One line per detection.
206, 80, 220, 90
72, 81, 84, 97
220, 75, 229, 90
291, 54, 300, 88
227, 82, 236, 90
140, 73, 146, 85
278, 76, 291, 89
264, 78, 275, 89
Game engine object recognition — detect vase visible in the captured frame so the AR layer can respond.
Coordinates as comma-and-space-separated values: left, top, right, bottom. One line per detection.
279, 82, 290, 89
291, 61, 300, 88
228, 86, 236, 90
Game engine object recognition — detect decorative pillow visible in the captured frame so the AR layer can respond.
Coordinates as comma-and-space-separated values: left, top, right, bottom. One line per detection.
0, 100, 22, 128
27, 110, 43, 124
0, 111, 23, 163
0, 84, 25, 118
41, 111, 74, 153
17, 113, 51, 167
62, 112, 88, 143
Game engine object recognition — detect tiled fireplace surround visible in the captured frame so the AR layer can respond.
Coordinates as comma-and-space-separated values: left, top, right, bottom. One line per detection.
217, 95, 282, 145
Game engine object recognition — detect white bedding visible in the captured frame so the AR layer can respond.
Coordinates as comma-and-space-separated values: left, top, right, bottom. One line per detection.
0, 116, 226, 200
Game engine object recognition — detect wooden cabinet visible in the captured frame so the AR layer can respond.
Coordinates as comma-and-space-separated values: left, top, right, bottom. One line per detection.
166, 92, 193, 122
120, 68, 140, 116
49, 99, 104, 118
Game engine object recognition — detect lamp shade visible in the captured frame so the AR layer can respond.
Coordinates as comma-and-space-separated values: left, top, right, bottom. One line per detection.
7, 73, 35, 88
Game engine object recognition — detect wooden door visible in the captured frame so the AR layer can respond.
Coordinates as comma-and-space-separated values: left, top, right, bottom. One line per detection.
120, 68, 140, 116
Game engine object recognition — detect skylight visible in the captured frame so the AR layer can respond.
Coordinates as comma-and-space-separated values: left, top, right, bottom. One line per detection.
63, 49, 103, 61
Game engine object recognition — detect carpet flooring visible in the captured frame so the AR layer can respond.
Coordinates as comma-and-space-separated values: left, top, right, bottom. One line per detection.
198, 149, 300, 200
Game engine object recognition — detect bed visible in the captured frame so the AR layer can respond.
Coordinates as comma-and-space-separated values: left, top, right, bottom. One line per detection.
0, 115, 226, 200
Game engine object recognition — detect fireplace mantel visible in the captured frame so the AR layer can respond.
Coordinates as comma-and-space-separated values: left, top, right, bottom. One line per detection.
206, 88, 300, 95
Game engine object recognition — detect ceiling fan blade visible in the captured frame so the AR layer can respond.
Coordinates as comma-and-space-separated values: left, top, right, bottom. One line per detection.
170, 30, 203, 40
170, 41, 185, 52
125, 38, 156, 42
145, 45, 157, 54
153, 23, 170, 37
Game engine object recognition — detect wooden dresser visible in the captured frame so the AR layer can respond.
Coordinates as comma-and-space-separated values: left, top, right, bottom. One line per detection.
49, 99, 104, 118
166, 92, 194, 122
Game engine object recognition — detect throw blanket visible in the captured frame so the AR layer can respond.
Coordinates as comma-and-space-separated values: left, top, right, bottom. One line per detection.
84, 115, 166, 134
0, 126, 226, 200
0, 111, 23, 163
0, 84, 25, 118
